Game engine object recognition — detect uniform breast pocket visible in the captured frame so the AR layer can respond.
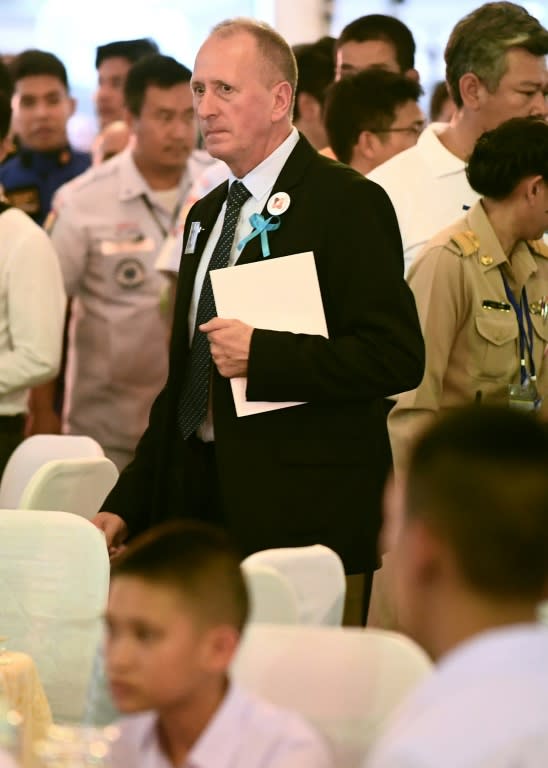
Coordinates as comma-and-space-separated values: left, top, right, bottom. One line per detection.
473, 314, 519, 380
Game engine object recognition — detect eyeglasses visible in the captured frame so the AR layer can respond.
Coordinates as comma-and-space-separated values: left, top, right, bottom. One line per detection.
370, 122, 426, 137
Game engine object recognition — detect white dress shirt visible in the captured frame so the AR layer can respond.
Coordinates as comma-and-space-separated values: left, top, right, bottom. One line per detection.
110, 682, 332, 768
365, 624, 548, 768
367, 123, 479, 273
187, 127, 300, 441
0, 208, 65, 415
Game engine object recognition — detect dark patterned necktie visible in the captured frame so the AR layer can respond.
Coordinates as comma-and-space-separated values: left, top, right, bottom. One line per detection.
178, 181, 251, 439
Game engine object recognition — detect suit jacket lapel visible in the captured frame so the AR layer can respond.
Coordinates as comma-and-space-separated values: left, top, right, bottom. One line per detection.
236, 135, 317, 266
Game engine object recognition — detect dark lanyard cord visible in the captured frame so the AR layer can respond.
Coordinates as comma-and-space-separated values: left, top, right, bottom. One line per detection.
140, 194, 181, 240
500, 269, 536, 385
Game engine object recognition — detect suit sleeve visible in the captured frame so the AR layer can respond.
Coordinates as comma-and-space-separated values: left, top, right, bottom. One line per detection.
246, 178, 424, 402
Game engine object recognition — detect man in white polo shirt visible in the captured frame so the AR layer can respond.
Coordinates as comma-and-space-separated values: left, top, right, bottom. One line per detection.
368, 1, 548, 274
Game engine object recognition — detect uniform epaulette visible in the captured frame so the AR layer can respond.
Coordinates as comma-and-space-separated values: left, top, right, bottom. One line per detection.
450, 230, 480, 258
527, 238, 548, 259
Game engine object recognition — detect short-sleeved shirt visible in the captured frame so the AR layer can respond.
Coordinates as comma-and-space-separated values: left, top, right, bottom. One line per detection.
367, 123, 479, 273
364, 624, 548, 768
110, 682, 333, 768
387, 200, 548, 472
0, 146, 90, 225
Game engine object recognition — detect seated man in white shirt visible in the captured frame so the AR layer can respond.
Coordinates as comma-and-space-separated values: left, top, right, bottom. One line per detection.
365, 405, 548, 768
106, 520, 333, 768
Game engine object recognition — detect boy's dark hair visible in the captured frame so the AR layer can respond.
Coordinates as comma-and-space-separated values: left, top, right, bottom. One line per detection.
0, 91, 12, 141
324, 68, 422, 164
406, 406, 548, 601
445, 2, 548, 109
112, 520, 249, 631
337, 14, 416, 73
9, 49, 69, 90
0, 58, 13, 99
124, 54, 192, 116
293, 37, 335, 121
466, 116, 548, 199
95, 38, 159, 70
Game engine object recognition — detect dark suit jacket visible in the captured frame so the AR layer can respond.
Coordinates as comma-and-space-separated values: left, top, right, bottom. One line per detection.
104, 135, 424, 573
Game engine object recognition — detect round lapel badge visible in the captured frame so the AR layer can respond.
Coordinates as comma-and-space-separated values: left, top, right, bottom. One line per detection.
267, 191, 291, 216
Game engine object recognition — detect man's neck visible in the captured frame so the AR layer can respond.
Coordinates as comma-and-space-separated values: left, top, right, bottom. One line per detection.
436, 110, 483, 163
426, 589, 539, 662
156, 677, 228, 767
132, 151, 185, 191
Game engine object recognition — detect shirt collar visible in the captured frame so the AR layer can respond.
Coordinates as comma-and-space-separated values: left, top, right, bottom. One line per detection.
418, 122, 466, 179
467, 200, 538, 286
118, 147, 194, 205
228, 127, 299, 202
134, 681, 245, 768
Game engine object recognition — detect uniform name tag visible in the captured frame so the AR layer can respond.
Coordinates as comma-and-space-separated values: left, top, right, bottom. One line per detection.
100, 237, 155, 256
185, 221, 202, 254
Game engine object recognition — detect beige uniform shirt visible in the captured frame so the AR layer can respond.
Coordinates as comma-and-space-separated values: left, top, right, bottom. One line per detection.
50, 148, 204, 462
388, 200, 548, 473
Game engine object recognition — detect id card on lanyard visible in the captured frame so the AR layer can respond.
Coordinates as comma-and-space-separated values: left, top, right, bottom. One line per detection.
500, 269, 543, 412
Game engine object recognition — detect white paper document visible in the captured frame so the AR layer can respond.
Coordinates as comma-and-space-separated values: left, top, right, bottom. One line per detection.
210, 251, 328, 417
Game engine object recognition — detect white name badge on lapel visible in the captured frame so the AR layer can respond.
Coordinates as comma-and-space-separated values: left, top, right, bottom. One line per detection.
185, 221, 202, 254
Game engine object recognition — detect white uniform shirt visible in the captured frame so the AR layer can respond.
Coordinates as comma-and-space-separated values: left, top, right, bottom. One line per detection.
50, 148, 203, 459
365, 624, 548, 768
110, 682, 333, 768
367, 123, 479, 273
0, 208, 65, 415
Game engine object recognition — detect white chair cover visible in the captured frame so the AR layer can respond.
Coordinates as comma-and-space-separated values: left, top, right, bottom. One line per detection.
18, 457, 118, 520
0, 435, 104, 508
243, 544, 346, 625
241, 563, 299, 625
232, 624, 433, 768
0, 510, 110, 722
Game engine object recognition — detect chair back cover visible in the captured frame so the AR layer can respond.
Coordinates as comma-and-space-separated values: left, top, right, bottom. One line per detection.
232, 623, 433, 768
241, 562, 299, 625
0, 510, 110, 722
0, 435, 104, 508
243, 544, 346, 625
18, 457, 118, 520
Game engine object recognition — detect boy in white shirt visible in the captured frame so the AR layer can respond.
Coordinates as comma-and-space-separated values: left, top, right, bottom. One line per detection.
106, 520, 332, 768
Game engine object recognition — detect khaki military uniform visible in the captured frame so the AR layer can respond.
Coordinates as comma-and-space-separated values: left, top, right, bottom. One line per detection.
50, 148, 207, 470
388, 200, 548, 474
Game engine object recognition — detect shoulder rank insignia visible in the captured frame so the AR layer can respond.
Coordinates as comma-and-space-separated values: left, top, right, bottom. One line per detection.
450, 230, 480, 258
527, 238, 548, 259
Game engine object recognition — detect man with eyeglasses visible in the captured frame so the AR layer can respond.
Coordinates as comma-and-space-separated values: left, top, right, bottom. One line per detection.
368, 1, 548, 276
324, 68, 424, 176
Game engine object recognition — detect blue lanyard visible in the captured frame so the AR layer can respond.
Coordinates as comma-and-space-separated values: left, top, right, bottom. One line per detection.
500, 269, 536, 385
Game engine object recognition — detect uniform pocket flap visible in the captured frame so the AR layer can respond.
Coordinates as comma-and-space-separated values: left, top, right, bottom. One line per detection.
475, 314, 518, 347
530, 314, 548, 342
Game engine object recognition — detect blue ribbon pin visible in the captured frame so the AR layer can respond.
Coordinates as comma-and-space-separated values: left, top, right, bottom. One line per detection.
237, 213, 280, 258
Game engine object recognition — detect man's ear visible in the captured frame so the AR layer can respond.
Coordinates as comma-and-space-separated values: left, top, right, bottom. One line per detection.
201, 624, 240, 673
404, 68, 420, 83
272, 81, 293, 123
524, 174, 545, 206
356, 129, 381, 161
68, 96, 77, 118
459, 72, 484, 111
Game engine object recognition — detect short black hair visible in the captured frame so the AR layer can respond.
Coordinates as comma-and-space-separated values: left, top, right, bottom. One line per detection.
95, 38, 159, 70
0, 91, 12, 141
0, 58, 13, 99
466, 116, 548, 200
124, 53, 192, 116
337, 14, 416, 72
293, 37, 335, 121
9, 49, 69, 90
429, 80, 451, 122
407, 406, 548, 601
324, 68, 422, 164
112, 520, 249, 632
